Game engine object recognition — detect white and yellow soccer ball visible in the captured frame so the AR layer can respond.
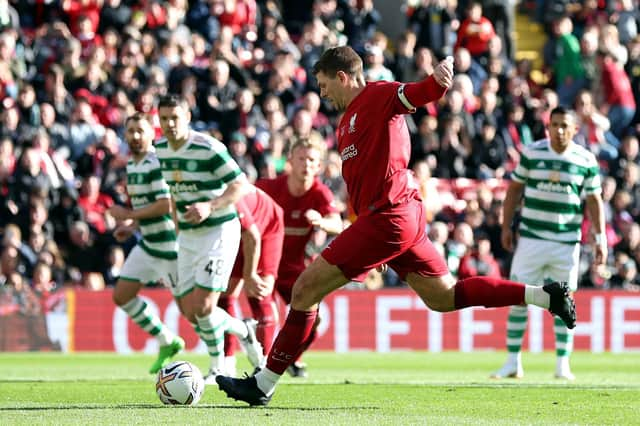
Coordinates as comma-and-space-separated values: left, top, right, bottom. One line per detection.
156, 361, 205, 405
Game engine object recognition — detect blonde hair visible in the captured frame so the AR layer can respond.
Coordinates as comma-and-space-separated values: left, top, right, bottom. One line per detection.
288, 136, 327, 159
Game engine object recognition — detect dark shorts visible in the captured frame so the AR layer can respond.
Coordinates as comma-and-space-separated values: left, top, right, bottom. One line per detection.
322, 199, 448, 282
231, 226, 284, 279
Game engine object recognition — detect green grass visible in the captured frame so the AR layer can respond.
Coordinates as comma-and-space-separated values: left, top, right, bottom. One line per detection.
1, 352, 639, 425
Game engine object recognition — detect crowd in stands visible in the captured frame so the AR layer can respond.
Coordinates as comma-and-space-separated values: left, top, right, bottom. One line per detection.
1, 0, 640, 317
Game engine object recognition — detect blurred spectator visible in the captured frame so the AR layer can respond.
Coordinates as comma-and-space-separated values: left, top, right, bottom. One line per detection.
454, 1, 495, 57
481, 0, 515, 61
596, 48, 636, 139
228, 131, 258, 182
445, 221, 474, 276
76, 175, 114, 235
574, 89, 620, 161
551, 16, 586, 106
467, 116, 507, 179
409, 0, 457, 58
457, 231, 502, 279
65, 220, 109, 282
609, 134, 640, 186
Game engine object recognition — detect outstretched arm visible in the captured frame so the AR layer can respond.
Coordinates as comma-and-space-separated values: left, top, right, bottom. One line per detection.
399, 57, 454, 112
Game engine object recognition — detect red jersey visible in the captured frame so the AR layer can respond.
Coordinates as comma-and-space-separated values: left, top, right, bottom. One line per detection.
235, 187, 283, 235
256, 174, 337, 282
336, 81, 433, 216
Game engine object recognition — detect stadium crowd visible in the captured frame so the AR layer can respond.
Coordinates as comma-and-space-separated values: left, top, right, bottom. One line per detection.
1, 0, 640, 320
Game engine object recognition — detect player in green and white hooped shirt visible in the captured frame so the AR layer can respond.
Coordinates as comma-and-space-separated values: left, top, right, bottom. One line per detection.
156, 94, 264, 384
108, 112, 184, 374
492, 107, 607, 380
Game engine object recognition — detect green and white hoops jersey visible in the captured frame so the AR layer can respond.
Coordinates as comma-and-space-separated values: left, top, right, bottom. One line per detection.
512, 139, 601, 245
126, 149, 178, 260
155, 130, 244, 231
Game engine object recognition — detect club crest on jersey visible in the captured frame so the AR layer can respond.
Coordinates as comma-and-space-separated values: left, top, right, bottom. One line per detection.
348, 113, 357, 134
186, 160, 197, 171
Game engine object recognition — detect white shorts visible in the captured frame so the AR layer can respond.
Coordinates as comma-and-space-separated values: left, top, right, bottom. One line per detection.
510, 236, 580, 291
119, 245, 177, 287
174, 218, 241, 298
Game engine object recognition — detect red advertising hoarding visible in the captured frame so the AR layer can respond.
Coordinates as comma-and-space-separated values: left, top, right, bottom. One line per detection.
64, 289, 640, 353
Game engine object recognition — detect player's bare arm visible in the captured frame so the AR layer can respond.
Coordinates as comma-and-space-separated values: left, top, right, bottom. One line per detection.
184, 176, 250, 224
500, 180, 525, 252
108, 198, 171, 221
585, 193, 608, 267
304, 210, 343, 235
241, 224, 270, 299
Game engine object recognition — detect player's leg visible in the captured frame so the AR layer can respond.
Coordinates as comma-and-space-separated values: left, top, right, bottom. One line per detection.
248, 230, 282, 356
274, 280, 308, 377
114, 247, 183, 373
216, 214, 380, 405
401, 234, 575, 325
217, 255, 349, 405
548, 242, 580, 380
219, 277, 243, 376
491, 238, 545, 379
247, 277, 278, 354
181, 221, 264, 382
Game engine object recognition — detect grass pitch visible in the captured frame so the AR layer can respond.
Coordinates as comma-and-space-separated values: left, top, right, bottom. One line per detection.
0, 351, 638, 425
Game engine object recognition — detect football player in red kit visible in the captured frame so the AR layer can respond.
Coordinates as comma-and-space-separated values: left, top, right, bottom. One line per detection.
219, 185, 284, 375
217, 46, 576, 406
256, 137, 343, 377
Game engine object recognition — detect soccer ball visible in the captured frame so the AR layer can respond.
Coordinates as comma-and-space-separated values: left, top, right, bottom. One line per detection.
156, 361, 205, 405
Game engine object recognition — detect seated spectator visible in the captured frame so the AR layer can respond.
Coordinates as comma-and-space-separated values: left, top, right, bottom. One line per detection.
596, 48, 636, 139
65, 97, 106, 163
65, 220, 109, 280
49, 185, 84, 253
227, 131, 258, 183
457, 231, 502, 280
574, 89, 620, 161
8, 146, 53, 217
77, 175, 114, 235
609, 134, 640, 186
446, 222, 474, 276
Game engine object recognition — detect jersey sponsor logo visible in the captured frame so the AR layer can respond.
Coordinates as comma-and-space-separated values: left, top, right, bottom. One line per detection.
348, 113, 357, 134
171, 182, 199, 193
340, 143, 358, 161
536, 181, 572, 193
130, 195, 150, 205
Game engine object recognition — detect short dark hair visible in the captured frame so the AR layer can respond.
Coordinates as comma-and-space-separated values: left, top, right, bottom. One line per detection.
157, 93, 187, 109
550, 106, 576, 121
312, 46, 363, 78
125, 111, 152, 126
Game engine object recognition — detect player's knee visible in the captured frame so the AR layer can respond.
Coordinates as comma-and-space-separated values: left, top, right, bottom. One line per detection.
112, 288, 132, 307
191, 301, 211, 318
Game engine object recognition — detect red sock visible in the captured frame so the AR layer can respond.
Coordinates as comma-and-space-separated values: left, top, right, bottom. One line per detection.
218, 295, 238, 356
248, 295, 278, 354
294, 314, 320, 364
454, 276, 525, 309
266, 309, 317, 375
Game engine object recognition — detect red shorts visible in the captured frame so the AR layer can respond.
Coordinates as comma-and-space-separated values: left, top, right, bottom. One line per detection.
322, 199, 448, 282
231, 224, 284, 279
